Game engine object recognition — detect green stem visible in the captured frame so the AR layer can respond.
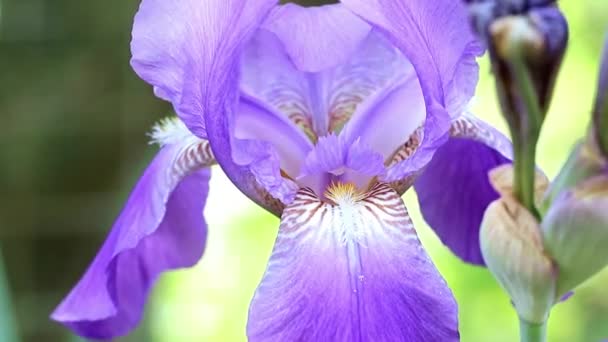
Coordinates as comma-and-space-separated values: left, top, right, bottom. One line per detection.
519, 318, 547, 342
506, 31, 544, 219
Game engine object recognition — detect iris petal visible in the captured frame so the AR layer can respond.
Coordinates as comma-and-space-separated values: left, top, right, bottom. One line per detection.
414, 114, 512, 265
343, 0, 484, 181
240, 31, 319, 140
298, 134, 385, 194
340, 61, 424, 161
262, 3, 372, 73
234, 96, 312, 185
218, 9, 417, 210
342, 0, 482, 114
51, 137, 213, 339
130, 0, 276, 138
247, 183, 459, 341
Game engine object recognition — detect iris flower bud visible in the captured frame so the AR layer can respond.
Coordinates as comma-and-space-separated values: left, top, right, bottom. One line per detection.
593, 36, 608, 156
542, 134, 607, 212
542, 174, 608, 297
465, 0, 568, 217
490, 8, 567, 118
480, 165, 556, 324
466, 1, 568, 116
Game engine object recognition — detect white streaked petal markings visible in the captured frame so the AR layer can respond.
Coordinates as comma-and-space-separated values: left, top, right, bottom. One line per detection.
248, 182, 458, 341
170, 138, 215, 183
279, 183, 415, 249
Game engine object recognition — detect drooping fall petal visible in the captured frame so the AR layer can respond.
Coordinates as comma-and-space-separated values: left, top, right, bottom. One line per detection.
415, 114, 512, 264
51, 135, 214, 339
248, 183, 459, 341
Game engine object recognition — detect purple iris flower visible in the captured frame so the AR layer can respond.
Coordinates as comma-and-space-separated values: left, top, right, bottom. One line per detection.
51, 0, 512, 340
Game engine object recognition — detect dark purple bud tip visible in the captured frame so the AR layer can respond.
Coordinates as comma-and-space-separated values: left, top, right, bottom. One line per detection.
492, 7, 567, 115
593, 35, 608, 157
465, 1, 568, 116
525, 6, 568, 113
465, 0, 557, 38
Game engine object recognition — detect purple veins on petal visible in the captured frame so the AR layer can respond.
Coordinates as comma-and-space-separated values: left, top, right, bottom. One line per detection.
247, 183, 459, 342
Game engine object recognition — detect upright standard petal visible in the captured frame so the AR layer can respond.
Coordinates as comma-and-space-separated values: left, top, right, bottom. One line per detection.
262, 3, 371, 73
167, 0, 310, 216
342, 0, 484, 182
337, 33, 424, 161
342, 0, 482, 117
248, 183, 458, 341
51, 131, 214, 339
130, 0, 276, 138
415, 114, 512, 265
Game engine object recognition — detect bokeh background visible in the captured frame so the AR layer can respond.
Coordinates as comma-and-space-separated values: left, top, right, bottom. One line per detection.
0, 0, 607, 341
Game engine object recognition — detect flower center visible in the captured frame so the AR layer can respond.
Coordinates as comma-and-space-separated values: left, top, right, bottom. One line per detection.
235, 24, 427, 204
325, 182, 365, 205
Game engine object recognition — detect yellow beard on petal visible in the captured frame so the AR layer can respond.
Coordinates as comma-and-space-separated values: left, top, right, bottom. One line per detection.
324, 182, 366, 206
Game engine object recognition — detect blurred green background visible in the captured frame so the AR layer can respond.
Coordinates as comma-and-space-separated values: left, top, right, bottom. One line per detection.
0, 0, 607, 341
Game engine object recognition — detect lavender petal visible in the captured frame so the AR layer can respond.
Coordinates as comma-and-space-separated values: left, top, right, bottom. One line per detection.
51, 140, 211, 339
248, 183, 458, 341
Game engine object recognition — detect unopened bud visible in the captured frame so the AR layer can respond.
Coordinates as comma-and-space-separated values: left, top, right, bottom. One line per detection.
467, 1, 568, 117
541, 174, 608, 297
490, 6, 567, 117
481, 165, 555, 323
466, 2, 567, 214
481, 197, 556, 323
542, 135, 607, 212
593, 35, 608, 156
